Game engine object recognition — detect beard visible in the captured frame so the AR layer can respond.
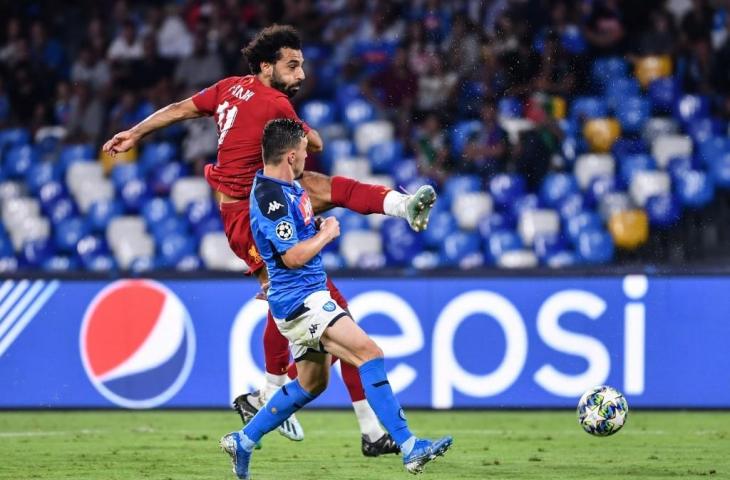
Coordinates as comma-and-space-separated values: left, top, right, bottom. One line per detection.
271, 70, 302, 98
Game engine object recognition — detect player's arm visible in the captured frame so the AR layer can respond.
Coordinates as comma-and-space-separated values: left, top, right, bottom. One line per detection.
306, 129, 323, 153
281, 217, 339, 269
275, 97, 323, 153
103, 98, 204, 155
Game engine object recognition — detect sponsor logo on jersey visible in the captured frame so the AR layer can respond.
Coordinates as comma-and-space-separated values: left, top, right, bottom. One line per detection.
80, 280, 196, 409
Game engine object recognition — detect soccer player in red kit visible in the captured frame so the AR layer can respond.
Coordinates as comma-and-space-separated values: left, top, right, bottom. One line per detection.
102, 25, 435, 456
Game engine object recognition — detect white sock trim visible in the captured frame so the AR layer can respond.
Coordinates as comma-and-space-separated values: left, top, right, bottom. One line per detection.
352, 399, 386, 441
401, 435, 417, 456
383, 191, 408, 219
263, 373, 288, 401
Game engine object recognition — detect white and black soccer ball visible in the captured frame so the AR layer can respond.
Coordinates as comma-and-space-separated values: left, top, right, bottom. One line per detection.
275, 221, 293, 240
577, 385, 628, 436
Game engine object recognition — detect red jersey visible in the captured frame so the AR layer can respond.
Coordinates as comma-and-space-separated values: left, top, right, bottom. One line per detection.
192, 75, 311, 198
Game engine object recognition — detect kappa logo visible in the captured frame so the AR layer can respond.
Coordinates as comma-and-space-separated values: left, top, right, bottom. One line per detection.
275, 221, 293, 240
309, 323, 320, 338
267, 201, 284, 214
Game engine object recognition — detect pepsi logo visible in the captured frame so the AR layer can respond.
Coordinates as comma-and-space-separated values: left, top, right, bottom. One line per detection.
80, 280, 196, 409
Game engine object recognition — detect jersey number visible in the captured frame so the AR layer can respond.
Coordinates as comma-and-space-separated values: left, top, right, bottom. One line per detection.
216, 101, 238, 146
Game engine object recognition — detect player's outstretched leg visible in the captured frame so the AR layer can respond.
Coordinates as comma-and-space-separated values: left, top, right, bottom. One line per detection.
222, 379, 319, 479
301, 172, 437, 232
322, 317, 453, 474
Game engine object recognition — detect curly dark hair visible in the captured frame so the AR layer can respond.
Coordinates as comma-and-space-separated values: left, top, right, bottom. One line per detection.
262, 118, 306, 165
242, 25, 302, 74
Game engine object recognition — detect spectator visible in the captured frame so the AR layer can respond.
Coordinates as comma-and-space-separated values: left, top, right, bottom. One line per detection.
70, 47, 111, 92
582, 0, 626, 56
0, 18, 24, 65
636, 8, 677, 56
416, 54, 458, 116
441, 16, 481, 79
174, 32, 224, 91
29, 21, 67, 77
412, 113, 450, 184
133, 34, 173, 90
65, 82, 104, 143
534, 31, 577, 96
156, 4, 193, 59
461, 101, 509, 178
361, 46, 417, 114
107, 20, 143, 61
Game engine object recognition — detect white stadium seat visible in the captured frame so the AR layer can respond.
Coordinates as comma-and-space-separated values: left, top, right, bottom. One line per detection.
112, 233, 155, 270
498, 250, 539, 268
339, 230, 382, 267
2, 197, 41, 230
66, 161, 103, 194
499, 117, 535, 144
73, 178, 115, 213
106, 216, 147, 251
452, 192, 493, 230
331, 157, 371, 180
630, 171, 671, 207
518, 209, 560, 246
652, 134, 692, 169
354, 120, 393, 155
574, 154, 615, 189
171, 177, 211, 213
642, 117, 679, 145
8, 216, 50, 251
599, 192, 632, 220
0, 181, 25, 201
199, 232, 248, 271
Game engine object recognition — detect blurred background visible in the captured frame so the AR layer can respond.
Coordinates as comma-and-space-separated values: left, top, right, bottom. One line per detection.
1, 0, 729, 274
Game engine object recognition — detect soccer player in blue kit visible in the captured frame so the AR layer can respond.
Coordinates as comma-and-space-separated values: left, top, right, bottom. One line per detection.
219, 118, 452, 478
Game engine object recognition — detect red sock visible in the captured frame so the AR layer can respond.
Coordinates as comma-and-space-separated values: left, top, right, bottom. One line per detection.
264, 310, 290, 375
287, 361, 297, 380
331, 176, 389, 215
340, 359, 366, 402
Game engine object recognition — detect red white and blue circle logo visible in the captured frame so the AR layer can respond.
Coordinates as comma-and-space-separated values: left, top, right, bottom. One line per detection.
80, 280, 196, 409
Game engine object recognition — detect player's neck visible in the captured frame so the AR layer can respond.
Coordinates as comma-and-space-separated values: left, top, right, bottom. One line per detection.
256, 73, 271, 88
263, 163, 295, 184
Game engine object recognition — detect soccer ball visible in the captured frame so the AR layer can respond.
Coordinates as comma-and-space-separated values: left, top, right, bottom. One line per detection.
577, 385, 628, 436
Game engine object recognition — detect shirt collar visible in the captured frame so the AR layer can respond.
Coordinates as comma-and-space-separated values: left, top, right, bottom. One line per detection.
256, 169, 294, 187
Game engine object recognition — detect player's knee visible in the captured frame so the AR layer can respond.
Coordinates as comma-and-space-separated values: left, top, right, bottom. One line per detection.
301, 375, 328, 396
361, 339, 383, 362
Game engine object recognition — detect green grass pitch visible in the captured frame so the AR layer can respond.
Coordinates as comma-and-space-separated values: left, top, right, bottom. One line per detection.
1, 410, 728, 479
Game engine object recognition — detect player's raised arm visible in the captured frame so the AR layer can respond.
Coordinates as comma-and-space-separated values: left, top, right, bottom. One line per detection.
306, 129, 323, 153
102, 97, 204, 155
281, 216, 339, 269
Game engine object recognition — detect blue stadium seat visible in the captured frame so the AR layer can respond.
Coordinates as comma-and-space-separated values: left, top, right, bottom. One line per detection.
320, 138, 354, 173
20, 238, 54, 267
158, 232, 196, 268
539, 173, 579, 208
674, 94, 710, 126
176, 254, 202, 271
616, 96, 650, 134
335, 83, 362, 112
674, 170, 715, 208
485, 229, 522, 264
576, 228, 614, 264
498, 97, 523, 118
185, 198, 215, 227
619, 154, 656, 188
511, 193, 539, 218
645, 193, 681, 228
391, 157, 419, 186
489, 173, 526, 208
686, 118, 725, 145
120, 178, 149, 212
368, 140, 403, 174
441, 231, 482, 266
648, 77, 681, 113
129, 255, 157, 274
423, 210, 458, 249
26, 161, 57, 194
0, 128, 30, 150
545, 250, 580, 268
410, 250, 442, 270
611, 137, 648, 159
605, 78, 640, 109
329, 208, 369, 234
83, 253, 117, 272
150, 216, 188, 244
4, 145, 38, 178
0, 232, 12, 257
193, 215, 223, 240
478, 212, 515, 240
140, 142, 177, 174
449, 120, 482, 157
570, 96, 607, 121
533, 232, 566, 262
301, 100, 336, 129
443, 174, 481, 207
708, 152, 730, 189
666, 156, 694, 182
557, 193, 586, 221
58, 144, 94, 174
88, 199, 123, 233
54, 217, 90, 253
381, 218, 423, 266
566, 211, 603, 243
342, 98, 375, 130
76, 234, 108, 262
592, 57, 629, 88
150, 162, 187, 195
39, 181, 66, 212
110, 163, 141, 190
48, 197, 76, 225
697, 136, 730, 168
42, 255, 79, 272
561, 28, 587, 54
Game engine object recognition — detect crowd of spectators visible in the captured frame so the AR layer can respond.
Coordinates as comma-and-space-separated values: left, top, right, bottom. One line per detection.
0, 0, 729, 185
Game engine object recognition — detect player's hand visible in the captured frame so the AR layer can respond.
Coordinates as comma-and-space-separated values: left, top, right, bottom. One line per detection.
319, 216, 340, 241
102, 129, 141, 155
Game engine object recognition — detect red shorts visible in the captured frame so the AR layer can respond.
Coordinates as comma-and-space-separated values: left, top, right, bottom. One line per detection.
218, 198, 265, 274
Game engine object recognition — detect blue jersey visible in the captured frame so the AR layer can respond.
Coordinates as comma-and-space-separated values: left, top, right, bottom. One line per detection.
249, 170, 327, 319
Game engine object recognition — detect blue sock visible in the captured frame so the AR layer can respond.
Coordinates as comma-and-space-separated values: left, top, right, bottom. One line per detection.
359, 357, 414, 448
242, 380, 316, 444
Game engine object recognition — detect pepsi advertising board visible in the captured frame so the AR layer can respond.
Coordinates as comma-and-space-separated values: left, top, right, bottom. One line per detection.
0, 275, 729, 409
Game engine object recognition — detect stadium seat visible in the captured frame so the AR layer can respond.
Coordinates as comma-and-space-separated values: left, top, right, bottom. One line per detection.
545, 250, 580, 268
666, 155, 694, 182
380, 218, 423, 266
652, 134, 692, 169
423, 210, 458, 249
54, 217, 90, 253
708, 152, 730, 189
66, 161, 103, 195
150, 216, 188, 244
83, 253, 117, 272
518, 209, 560, 246
648, 77, 681, 113
619, 153, 656, 188
674, 94, 710, 126
566, 211, 603, 243
109, 230, 154, 270
301, 100, 336, 129
410, 250, 441, 270
686, 118, 724, 145
139, 142, 177, 174
489, 173, 526, 207
158, 232, 196, 268
608, 210, 649, 250
142, 197, 175, 226
343, 98, 376, 130
497, 250, 538, 269
477, 212, 515, 240
2, 197, 40, 231
449, 120, 482, 157
72, 178, 115, 213
599, 192, 632, 220
697, 136, 730, 168
4, 145, 38, 178
120, 178, 150, 212
558, 193, 586, 221
8, 216, 50, 251
58, 144, 94, 174
634, 55, 672, 88
583, 118, 621, 153
106, 216, 146, 251
0, 180, 24, 202
391, 158, 419, 186
0, 232, 13, 257
150, 162, 187, 195
25, 161, 57, 194
511, 193, 540, 218
592, 57, 629, 87
192, 215, 223, 240
629, 171, 671, 207
171, 177, 211, 213
574, 154, 615, 189
674, 170, 715, 208
539, 173, 579, 208
368, 140, 403, 174
38, 181, 65, 213
533, 232, 566, 262
440, 231, 482, 266
576, 228, 614, 264
355, 251, 387, 270
615, 97, 650, 134
569, 96, 607, 121
340, 230, 382, 267
176, 254, 202, 271
20, 238, 54, 267
604, 78, 640, 109
320, 138, 354, 173
645, 193, 681, 228
42, 255, 79, 272
110, 163, 141, 190
485, 229, 522, 263
129, 255, 157, 274
642, 117, 679, 145
354, 120, 393, 155
185, 198, 215, 227
611, 137, 649, 159
452, 192, 492, 230
443, 175, 482, 207
199, 232, 247, 271
76, 234, 108, 262
0, 128, 30, 150
498, 97, 523, 118
321, 251, 346, 270
47, 197, 76, 226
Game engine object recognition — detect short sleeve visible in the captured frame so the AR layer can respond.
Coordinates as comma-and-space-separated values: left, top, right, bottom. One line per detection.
272, 96, 311, 134
253, 182, 299, 253
191, 80, 222, 115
